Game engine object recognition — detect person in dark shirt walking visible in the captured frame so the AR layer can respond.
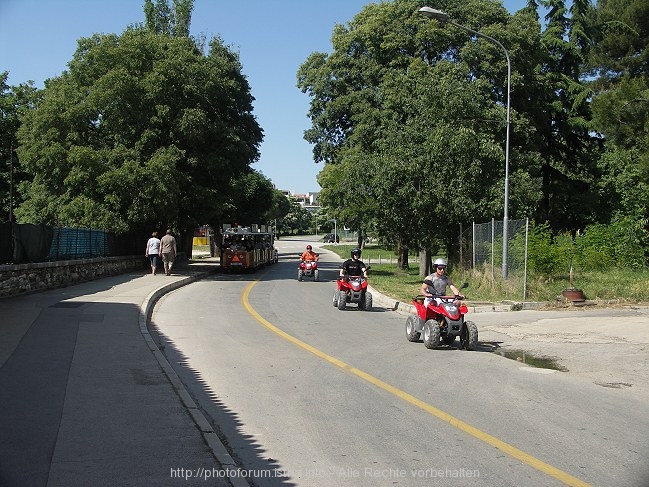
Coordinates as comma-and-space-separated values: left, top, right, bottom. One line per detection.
159, 229, 177, 276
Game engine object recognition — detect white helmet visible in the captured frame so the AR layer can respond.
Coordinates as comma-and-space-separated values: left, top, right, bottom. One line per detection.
433, 258, 447, 268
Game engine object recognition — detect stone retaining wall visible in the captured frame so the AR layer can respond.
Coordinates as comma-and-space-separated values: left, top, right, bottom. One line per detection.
0, 256, 146, 298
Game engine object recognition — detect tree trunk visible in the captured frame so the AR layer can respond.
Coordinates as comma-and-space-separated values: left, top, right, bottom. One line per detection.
540, 164, 550, 224
419, 248, 431, 277
397, 235, 409, 270
179, 229, 193, 260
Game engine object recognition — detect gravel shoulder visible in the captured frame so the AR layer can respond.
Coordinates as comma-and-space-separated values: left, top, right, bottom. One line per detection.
476, 304, 649, 396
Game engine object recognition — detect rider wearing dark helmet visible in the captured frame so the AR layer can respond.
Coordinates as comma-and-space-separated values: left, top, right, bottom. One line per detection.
340, 248, 368, 279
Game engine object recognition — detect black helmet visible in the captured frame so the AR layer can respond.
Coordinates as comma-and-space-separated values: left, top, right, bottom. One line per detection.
306, 245, 312, 250
351, 248, 361, 258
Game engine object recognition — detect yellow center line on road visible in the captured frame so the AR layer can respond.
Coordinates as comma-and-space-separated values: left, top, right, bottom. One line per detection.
241, 280, 591, 487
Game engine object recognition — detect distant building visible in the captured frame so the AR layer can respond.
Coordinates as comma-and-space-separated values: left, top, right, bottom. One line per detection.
281, 190, 320, 214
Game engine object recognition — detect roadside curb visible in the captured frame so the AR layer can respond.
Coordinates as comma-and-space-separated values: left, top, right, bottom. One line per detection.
137, 267, 251, 487
367, 285, 547, 316
321, 247, 547, 316
319, 245, 629, 313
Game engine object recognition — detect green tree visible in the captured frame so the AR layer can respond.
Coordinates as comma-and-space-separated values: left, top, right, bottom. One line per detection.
0, 73, 39, 222
278, 200, 313, 236
587, 0, 649, 261
587, 0, 649, 80
15, 26, 262, 252
298, 0, 541, 270
223, 169, 276, 227
0, 72, 19, 222
265, 189, 293, 224
144, 0, 193, 37
525, 0, 602, 234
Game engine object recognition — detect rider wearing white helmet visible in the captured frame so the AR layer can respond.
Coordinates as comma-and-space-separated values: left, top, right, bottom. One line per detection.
421, 258, 463, 307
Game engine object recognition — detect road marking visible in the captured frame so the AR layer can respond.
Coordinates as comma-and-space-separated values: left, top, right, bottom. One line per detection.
242, 281, 591, 487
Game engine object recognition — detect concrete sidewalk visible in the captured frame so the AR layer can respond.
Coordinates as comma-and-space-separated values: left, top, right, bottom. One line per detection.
0, 260, 246, 487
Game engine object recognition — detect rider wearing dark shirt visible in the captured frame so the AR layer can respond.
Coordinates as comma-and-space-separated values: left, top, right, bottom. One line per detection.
340, 248, 367, 278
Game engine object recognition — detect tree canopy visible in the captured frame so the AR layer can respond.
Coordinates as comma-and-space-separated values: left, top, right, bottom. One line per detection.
298, 0, 540, 265
0, 73, 39, 222
298, 0, 649, 268
13, 3, 264, 240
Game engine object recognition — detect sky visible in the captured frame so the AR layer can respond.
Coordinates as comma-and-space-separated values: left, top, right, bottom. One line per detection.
0, 0, 528, 194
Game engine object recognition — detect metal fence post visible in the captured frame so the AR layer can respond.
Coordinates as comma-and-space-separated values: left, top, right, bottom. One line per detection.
491, 218, 495, 280
459, 222, 463, 269
523, 218, 529, 300
472, 221, 476, 270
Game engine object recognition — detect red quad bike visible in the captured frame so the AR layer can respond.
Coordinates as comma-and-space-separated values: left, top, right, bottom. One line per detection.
332, 268, 372, 311
405, 283, 478, 350
298, 256, 319, 281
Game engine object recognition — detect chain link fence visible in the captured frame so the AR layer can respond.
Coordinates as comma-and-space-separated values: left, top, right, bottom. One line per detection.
459, 218, 530, 298
1, 222, 142, 265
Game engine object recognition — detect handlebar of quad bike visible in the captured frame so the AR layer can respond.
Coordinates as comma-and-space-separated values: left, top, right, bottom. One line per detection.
337, 275, 367, 281
415, 294, 464, 301
414, 282, 469, 302
338, 265, 371, 280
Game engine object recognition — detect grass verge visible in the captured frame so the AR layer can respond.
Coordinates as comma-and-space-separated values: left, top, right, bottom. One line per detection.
323, 244, 649, 304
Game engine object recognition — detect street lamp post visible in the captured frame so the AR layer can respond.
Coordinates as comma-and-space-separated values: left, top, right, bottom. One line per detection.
418, 7, 511, 278
9, 145, 13, 223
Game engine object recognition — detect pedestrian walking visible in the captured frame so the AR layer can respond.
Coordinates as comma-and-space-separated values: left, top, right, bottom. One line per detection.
159, 229, 177, 276
145, 231, 161, 275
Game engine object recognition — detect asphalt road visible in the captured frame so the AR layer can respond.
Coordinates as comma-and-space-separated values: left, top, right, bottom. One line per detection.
150, 237, 649, 487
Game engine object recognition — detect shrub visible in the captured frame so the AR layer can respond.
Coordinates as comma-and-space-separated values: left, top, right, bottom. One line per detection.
525, 222, 572, 276
575, 215, 648, 270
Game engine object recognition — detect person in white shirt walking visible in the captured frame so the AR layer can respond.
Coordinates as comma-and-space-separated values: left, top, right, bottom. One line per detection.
145, 231, 161, 275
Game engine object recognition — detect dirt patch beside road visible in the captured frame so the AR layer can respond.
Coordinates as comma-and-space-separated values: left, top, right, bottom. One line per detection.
477, 305, 649, 397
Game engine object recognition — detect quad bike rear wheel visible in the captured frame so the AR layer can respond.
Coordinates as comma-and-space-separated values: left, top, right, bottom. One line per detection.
460, 321, 479, 350
314, 269, 319, 281
423, 320, 441, 349
405, 315, 421, 342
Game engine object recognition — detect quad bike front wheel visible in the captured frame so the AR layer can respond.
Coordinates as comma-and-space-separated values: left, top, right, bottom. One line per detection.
337, 291, 347, 310
405, 315, 421, 342
362, 292, 372, 311
314, 269, 319, 281
460, 321, 479, 350
297, 269, 303, 281
332, 290, 339, 307
423, 320, 441, 349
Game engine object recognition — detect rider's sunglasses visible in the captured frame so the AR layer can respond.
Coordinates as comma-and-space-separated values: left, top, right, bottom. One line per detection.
436, 265, 446, 270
